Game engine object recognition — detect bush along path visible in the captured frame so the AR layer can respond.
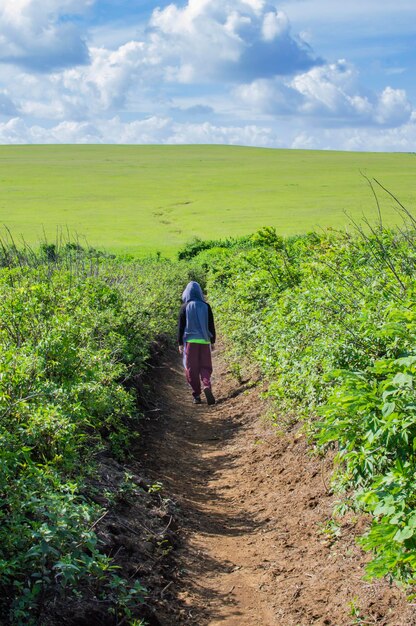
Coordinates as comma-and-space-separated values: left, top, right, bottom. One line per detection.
202, 214, 416, 591
139, 347, 416, 626
0, 240, 204, 626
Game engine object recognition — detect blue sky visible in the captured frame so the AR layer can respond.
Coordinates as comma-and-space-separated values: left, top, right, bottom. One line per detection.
0, 0, 414, 150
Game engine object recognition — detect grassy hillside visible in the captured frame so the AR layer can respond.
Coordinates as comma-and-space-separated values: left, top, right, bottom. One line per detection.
0, 144, 415, 255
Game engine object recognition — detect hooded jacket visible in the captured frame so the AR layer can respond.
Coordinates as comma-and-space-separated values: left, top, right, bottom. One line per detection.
178, 281, 216, 346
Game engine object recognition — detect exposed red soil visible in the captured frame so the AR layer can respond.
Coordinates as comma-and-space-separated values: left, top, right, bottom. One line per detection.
140, 347, 416, 626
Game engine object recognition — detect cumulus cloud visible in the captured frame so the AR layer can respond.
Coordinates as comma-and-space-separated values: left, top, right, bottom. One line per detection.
0, 0, 93, 71
375, 87, 412, 126
0, 0, 412, 150
291, 60, 364, 116
0, 117, 30, 143
0, 115, 279, 147
2, 113, 416, 152
167, 121, 277, 146
290, 117, 416, 152
150, 0, 321, 82
10, 40, 158, 123
235, 60, 413, 127
235, 77, 302, 115
59, 41, 153, 112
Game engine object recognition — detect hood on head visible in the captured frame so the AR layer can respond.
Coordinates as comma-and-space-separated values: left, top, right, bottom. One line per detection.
182, 281, 204, 303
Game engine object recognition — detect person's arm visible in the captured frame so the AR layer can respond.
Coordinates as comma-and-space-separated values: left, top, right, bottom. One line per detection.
178, 304, 186, 349
207, 304, 216, 345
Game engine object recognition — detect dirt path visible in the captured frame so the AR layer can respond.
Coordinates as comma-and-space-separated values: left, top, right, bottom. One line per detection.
142, 348, 416, 626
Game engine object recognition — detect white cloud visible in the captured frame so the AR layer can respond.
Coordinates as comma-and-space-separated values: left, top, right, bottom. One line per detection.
167, 121, 278, 146
293, 63, 412, 126
2, 112, 416, 152
107, 116, 172, 143
375, 87, 412, 126
234, 77, 302, 115
0, 0, 93, 71
290, 118, 416, 152
60, 42, 152, 112
235, 60, 413, 127
0, 118, 27, 143
262, 11, 289, 41
0, 115, 279, 147
10, 40, 158, 123
150, 0, 320, 83
291, 60, 361, 115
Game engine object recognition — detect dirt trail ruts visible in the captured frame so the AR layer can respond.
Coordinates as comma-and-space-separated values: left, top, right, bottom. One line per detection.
142, 348, 416, 626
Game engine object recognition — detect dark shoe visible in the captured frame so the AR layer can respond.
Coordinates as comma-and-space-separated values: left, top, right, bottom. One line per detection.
193, 396, 202, 404
203, 387, 216, 405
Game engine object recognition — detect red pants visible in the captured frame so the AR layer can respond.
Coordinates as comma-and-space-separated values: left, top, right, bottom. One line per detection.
184, 342, 213, 398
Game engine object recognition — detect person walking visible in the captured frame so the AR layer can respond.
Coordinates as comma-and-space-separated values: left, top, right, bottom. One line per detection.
178, 281, 216, 405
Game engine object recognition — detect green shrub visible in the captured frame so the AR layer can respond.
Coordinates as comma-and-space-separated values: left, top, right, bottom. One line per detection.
206, 223, 416, 584
0, 248, 198, 624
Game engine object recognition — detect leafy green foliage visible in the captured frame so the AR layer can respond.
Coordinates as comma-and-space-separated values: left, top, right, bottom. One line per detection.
0, 247, 196, 624
205, 220, 416, 585
177, 234, 254, 260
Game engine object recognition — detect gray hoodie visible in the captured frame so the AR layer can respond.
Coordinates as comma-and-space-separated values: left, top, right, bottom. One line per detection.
179, 281, 213, 344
